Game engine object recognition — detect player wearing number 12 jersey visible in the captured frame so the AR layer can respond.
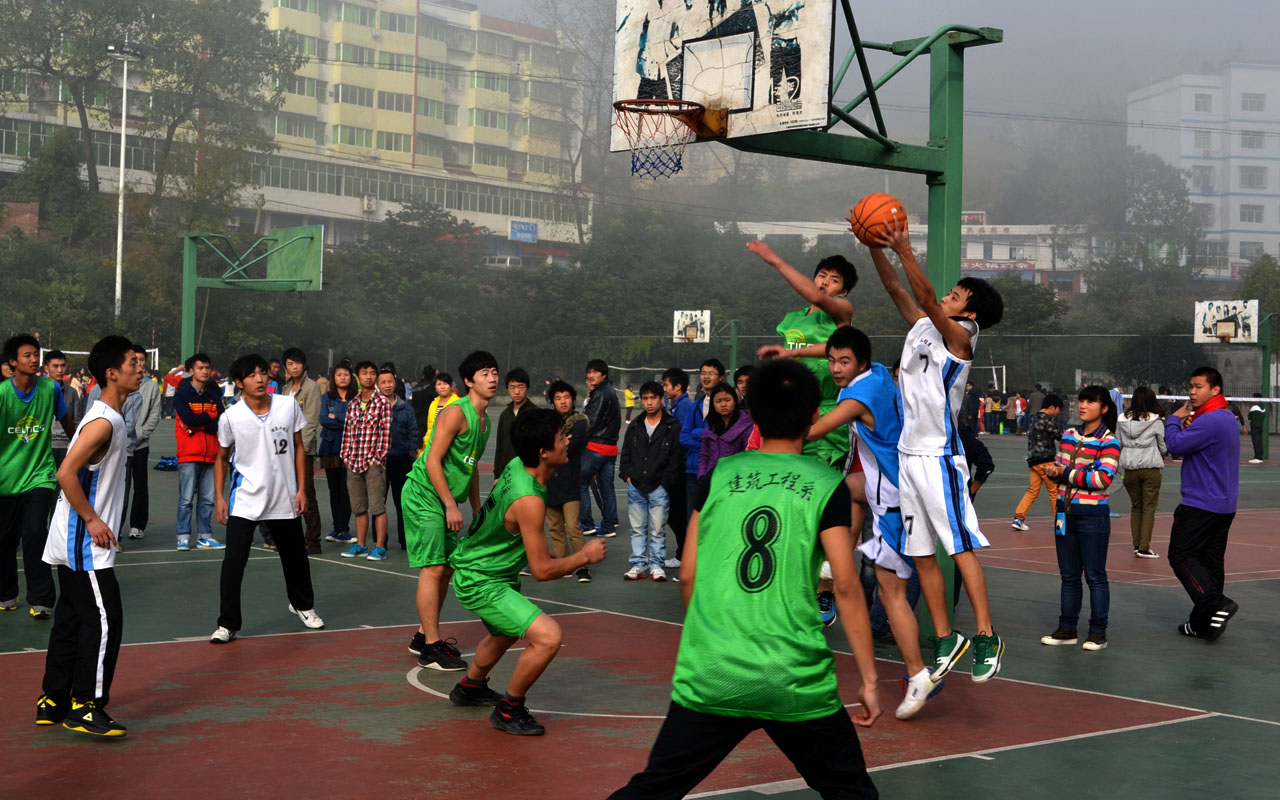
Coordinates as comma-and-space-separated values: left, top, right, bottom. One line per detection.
609, 360, 880, 800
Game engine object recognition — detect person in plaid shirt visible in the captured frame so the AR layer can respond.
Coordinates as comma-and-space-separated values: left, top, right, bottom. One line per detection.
339, 361, 392, 561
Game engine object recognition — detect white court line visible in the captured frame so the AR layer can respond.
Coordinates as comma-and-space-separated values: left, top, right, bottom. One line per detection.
407, 663, 669, 720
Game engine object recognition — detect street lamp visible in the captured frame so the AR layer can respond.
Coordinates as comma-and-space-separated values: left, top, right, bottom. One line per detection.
106, 40, 145, 321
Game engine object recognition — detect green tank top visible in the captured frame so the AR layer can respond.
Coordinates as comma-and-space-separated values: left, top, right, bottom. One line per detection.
777, 307, 848, 465
671, 451, 845, 721
406, 397, 490, 509
450, 458, 546, 579
0, 378, 59, 496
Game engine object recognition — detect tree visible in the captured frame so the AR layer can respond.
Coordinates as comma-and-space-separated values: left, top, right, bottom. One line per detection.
1, 128, 109, 245
1241, 254, 1280, 350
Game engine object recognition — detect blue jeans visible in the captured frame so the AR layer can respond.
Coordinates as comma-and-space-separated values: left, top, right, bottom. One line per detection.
177, 461, 215, 540
627, 483, 669, 569
1054, 513, 1111, 633
579, 450, 618, 534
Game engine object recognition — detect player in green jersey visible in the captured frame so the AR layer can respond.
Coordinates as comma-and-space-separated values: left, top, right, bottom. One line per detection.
446, 408, 606, 735
609, 359, 881, 800
402, 351, 499, 671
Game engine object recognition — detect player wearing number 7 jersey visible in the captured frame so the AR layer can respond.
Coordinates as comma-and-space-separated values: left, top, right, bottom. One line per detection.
609, 360, 881, 800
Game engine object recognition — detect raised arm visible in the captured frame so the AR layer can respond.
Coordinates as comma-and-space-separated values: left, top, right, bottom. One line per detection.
806, 397, 867, 443
747, 240, 853, 325
862, 237, 925, 326
869, 218, 973, 359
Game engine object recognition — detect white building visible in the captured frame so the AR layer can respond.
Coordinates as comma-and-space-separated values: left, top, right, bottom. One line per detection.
1127, 61, 1280, 281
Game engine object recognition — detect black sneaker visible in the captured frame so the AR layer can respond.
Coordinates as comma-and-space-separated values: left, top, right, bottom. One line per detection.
408, 631, 427, 657
418, 639, 467, 671
450, 679, 503, 707
1040, 627, 1078, 646
1204, 600, 1239, 642
36, 694, 66, 726
263, 539, 277, 551
576, 568, 592, 583
439, 637, 462, 660
1081, 631, 1108, 651
62, 698, 127, 738
1177, 622, 1203, 639
490, 701, 545, 735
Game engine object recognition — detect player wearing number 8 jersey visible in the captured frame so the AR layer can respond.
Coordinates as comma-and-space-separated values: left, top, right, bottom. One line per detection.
609, 360, 880, 800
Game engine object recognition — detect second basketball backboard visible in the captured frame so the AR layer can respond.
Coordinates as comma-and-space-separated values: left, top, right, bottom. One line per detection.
613, 0, 835, 148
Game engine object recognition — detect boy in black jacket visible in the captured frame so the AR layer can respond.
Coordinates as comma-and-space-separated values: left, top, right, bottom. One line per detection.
619, 382, 683, 582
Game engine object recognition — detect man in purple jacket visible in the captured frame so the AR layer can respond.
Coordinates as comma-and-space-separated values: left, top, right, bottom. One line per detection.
1165, 366, 1239, 641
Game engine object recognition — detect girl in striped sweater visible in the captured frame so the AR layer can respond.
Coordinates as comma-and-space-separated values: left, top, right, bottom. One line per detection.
1040, 386, 1121, 652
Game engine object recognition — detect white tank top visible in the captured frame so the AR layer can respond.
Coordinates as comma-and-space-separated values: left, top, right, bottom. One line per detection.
897, 316, 978, 457
43, 401, 128, 571
218, 395, 305, 520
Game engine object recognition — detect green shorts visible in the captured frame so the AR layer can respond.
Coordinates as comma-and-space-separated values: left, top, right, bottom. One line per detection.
452, 569, 542, 638
402, 478, 455, 568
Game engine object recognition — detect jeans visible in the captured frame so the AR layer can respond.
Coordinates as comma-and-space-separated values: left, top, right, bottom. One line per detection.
627, 484, 669, 569
325, 464, 351, 534
1054, 513, 1110, 633
176, 461, 215, 540
578, 450, 618, 534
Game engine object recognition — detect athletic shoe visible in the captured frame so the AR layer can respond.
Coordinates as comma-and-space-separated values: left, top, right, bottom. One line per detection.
1040, 627, 1078, 646
1204, 600, 1239, 642
490, 701, 545, 736
176, 537, 191, 551
439, 637, 462, 660
1177, 622, 1203, 638
664, 557, 681, 569
0, 597, 17, 611
449, 679, 503, 707
928, 631, 969, 682
305, 544, 322, 556
263, 539, 277, 551
623, 566, 647, 580
519, 565, 532, 576
971, 633, 1004, 682
650, 567, 667, 582
29, 605, 52, 620
210, 626, 237, 644
576, 568, 592, 583
325, 530, 356, 543
818, 591, 837, 628
408, 631, 427, 657
599, 529, 618, 538
366, 546, 387, 561
36, 694, 66, 725
196, 537, 225, 550
288, 604, 325, 629
340, 544, 369, 558
128, 527, 145, 540
579, 524, 595, 534
63, 699, 127, 738
1010, 517, 1030, 531
418, 640, 467, 671
1082, 631, 1108, 651
1248, 458, 1263, 464
896, 670, 935, 720
1135, 549, 1160, 559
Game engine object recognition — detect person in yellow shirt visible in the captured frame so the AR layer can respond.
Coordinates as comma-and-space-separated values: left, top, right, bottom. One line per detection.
419, 372, 460, 454
623, 384, 635, 423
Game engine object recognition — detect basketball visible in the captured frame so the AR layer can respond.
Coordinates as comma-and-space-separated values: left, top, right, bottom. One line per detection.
849, 193, 907, 245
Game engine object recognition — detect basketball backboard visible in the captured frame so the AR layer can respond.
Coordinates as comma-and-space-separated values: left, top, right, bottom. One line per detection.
613, 0, 835, 148
673, 310, 711, 343
1194, 299, 1258, 344
264, 224, 324, 291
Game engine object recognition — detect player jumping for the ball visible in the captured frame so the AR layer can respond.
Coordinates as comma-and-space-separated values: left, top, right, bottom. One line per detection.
857, 212, 1007, 684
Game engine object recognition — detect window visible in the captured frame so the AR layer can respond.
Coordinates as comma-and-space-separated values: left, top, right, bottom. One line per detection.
416, 97, 444, 119
474, 145, 508, 167
477, 32, 514, 57
982, 241, 993, 259
273, 0, 318, 12
1192, 240, 1227, 268
468, 108, 507, 130
527, 155, 563, 175
447, 26, 476, 52
1240, 166, 1267, 189
417, 59, 445, 81
523, 81, 561, 104
1192, 203, 1214, 226
1191, 165, 1214, 193
282, 75, 317, 98
282, 32, 321, 57
1241, 131, 1264, 150
1240, 204, 1264, 223
333, 43, 374, 66
419, 16, 446, 41
1193, 93, 1211, 112
444, 70, 465, 90
378, 52, 414, 73
531, 44, 557, 67
445, 141, 472, 166
377, 91, 413, 112
1242, 92, 1265, 112
470, 71, 509, 93
1008, 245, 1027, 260
379, 12, 413, 34
337, 2, 376, 26
416, 134, 444, 159
334, 84, 373, 107
520, 116, 562, 139
276, 113, 317, 141
444, 104, 458, 125
1241, 241, 1264, 259
332, 125, 373, 147
376, 131, 410, 152
1193, 130, 1211, 150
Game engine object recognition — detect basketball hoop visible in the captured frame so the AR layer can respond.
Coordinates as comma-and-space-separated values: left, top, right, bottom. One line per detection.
613, 100, 704, 179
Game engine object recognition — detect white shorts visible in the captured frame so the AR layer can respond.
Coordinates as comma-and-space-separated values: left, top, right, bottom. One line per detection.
898, 453, 989, 557
857, 508, 914, 579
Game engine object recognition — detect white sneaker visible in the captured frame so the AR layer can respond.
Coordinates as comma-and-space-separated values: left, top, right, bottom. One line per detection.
289, 604, 325, 629
896, 669, 934, 720
1249, 458, 1263, 464
623, 566, 647, 580
210, 626, 236, 644
128, 528, 145, 539
650, 567, 667, 582
664, 557, 681, 569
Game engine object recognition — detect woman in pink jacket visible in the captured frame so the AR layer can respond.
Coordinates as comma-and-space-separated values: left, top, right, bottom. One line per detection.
697, 383, 754, 478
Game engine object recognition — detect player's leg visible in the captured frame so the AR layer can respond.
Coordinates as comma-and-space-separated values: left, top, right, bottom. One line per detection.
215, 516, 256, 634
607, 703, 755, 799
63, 568, 126, 737
506, 612, 562, 698
764, 710, 878, 799
0, 497, 22, 607
952, 552, 993, 634
876, 568, 924, 675
268, 517, 321, 627
38, 567, 80, 724
416, 565, 447, 641
17, 489, 56, 612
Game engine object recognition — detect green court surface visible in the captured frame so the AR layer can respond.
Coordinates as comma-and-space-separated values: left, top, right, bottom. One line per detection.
3, 419, 1277, 799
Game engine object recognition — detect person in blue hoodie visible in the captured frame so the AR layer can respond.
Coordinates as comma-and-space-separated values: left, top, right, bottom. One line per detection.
1165, 366, 1240, 642
378, 366, 419, 551
661, 367, 697, 571
319, 363, 356, 544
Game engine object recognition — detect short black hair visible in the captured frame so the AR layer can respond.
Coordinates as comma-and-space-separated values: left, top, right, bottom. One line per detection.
377, 365, 395, 378
1191, 366, 1223, 390
354, 360, 378, 374
87, 336, 134, 385
957, 277, 1004, 330
1042, 394, 1063, 410
230, 354, 270, 382
282, 347, 307, 366
639, 380, 663, 398
435, 372, 454, 387
3, 333, 39, 364
512, 407, 563, 467
458, 350, 499, 384
185, 352, 211, 371
380, 361, 396, 373
44, 349, 66, 364
747, 360, 821, 439
825, 325, 871, 367
814, 254, 858, 295
132, 342, 148, 355
268, 357, 281, 366
505, 367, 531, 387
706, 382, 741, 434
733, 364, 754, 384
661, 367, 689, 393
585, 358, 608, 377
700, 358, 726, 376
547, 379, 576, 402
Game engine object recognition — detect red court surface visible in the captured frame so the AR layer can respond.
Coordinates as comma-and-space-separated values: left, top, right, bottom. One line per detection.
978, 508, 1280, 586
0, 610, 1205, 799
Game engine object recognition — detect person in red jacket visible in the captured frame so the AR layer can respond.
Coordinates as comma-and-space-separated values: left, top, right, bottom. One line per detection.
173, 353, 225, 551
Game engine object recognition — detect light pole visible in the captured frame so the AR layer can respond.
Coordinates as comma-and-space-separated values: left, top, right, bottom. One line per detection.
106, 40, 144, 321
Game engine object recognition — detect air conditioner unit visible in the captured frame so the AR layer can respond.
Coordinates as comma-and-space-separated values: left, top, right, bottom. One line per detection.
361, 194, 377, 213
370, 28, 381, 40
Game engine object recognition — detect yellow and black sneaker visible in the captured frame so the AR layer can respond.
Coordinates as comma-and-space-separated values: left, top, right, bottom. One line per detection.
63, 698, 127, 738
29, 605, 52, 620
36, 694, 67, 726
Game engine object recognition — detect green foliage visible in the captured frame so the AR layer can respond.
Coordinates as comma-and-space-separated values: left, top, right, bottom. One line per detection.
1240, 254, 1280, 350
1, 128, 109, 244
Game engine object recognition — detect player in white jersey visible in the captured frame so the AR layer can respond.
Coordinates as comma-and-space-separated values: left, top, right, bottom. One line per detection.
38, 336, 141, 737
857, 213, 1007, 685
210, 354, 323, 643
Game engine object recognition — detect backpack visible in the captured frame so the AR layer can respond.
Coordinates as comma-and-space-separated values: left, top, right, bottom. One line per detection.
154, 455, 179, 471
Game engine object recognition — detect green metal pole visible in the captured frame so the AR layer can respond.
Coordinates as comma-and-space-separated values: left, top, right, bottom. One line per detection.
925, 36, 965, 292
181, 235, 199, 364
729, 320, 738, 373
1262, 313, 1276, 460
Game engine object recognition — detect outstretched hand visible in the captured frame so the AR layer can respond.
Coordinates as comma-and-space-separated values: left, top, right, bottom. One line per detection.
863, 213, 911, 253
746, 239, 777, 262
